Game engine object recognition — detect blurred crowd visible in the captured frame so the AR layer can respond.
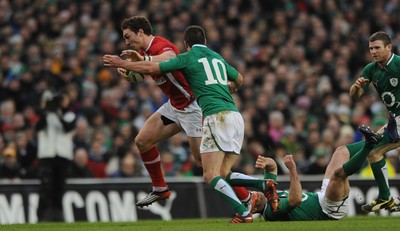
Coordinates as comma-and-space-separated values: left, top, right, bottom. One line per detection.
1, 0, 400, 181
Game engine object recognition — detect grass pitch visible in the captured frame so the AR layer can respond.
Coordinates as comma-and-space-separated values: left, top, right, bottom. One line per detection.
2, 216, 399, 231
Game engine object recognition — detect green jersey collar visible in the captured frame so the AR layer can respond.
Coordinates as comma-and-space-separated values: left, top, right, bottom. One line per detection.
387, 53, 395, 66
379, 53, 394, 69
192, 44, 207, 48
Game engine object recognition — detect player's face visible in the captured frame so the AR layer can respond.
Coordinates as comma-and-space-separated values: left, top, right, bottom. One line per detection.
369, 40, 392, 64
123, 29, 141, 50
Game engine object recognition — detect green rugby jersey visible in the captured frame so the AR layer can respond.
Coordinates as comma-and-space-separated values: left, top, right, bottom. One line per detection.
159, 44, 239, 117
361, 53, 400, 115
262, 191, 330, 221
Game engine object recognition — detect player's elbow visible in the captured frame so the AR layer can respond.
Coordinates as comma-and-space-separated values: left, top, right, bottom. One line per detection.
235, 73, 244, 87
288, 195, 302, 207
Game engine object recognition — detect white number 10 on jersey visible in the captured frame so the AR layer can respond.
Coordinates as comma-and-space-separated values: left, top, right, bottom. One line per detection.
198, 58, 228, 85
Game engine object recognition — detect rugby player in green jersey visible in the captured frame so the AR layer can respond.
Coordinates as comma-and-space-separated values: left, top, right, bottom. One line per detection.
104, 25, 280, 223
251, 126, 387, 221
350, 31, 400, 212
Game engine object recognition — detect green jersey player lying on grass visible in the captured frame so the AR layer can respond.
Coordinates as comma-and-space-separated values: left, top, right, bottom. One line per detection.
251, 125, 398, 221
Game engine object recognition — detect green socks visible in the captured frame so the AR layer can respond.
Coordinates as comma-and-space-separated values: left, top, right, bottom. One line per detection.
343, 142, 374, 175
371, 158, 391, 200
210, 176, 248, 216
225, 172, 266, 191
264, 172, 277, 181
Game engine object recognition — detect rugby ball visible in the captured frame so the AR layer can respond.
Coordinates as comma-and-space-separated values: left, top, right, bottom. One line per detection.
127, 71, 144, 84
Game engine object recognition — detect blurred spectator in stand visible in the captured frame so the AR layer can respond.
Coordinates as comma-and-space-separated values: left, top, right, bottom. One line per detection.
0, 145, 22, 181
292, 147, 310, 174
0, 99, 17, 142
87, 111, 112, 145
335, 125, 355, 147
109, 151, 142, 178
303, 126, 321, 159
268, 110, 286, 144
73, 117, 91, 150
68, 148, 93, 178
160, 150, 178, 176
167, 133, 190, 173
65, 83, 82, 113
246, 138, 266, 161
15, 132, 37, 178
273, 143, 290, 175
304, 147, 330, 175
280, 126, 301, 154
118, 123, 138, 153
87, 139, 108, 178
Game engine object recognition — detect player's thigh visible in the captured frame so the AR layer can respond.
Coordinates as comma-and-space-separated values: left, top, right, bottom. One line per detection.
136, 112, 181, 146
220, 152, 239, 177
201, 151, 225, 182
325, 173, 350, 202
323, 146, 350, 179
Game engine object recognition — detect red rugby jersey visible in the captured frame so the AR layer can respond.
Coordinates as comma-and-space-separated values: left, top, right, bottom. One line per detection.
141, 36, 195, 110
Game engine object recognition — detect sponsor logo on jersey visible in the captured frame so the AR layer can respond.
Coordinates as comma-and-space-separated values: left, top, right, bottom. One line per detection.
390, 78, 398, 87
155, 77, 167, 85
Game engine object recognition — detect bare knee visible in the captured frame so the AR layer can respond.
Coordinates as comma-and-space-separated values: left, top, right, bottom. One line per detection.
134, 135, 151, 152
333, 167, 347, 180
333, 146, 349, 158
191, 151, 202, 167
289, 197, 302, 208
203, 172, 217, 184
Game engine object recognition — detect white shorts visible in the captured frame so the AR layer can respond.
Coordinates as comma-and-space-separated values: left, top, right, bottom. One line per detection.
200, 111, 244, 154
317, 179, 348, 220
157, 100, 202, 138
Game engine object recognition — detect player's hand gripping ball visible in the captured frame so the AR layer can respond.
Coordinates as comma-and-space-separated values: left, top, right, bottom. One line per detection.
126, 71, 144, 84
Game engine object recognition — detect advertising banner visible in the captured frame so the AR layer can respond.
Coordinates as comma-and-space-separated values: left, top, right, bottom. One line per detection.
0, 177, 399, 224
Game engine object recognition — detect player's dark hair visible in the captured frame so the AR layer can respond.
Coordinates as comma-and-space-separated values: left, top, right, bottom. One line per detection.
121, 16, 153, 35
369, 31, 392, 46
184, 25, 206, 48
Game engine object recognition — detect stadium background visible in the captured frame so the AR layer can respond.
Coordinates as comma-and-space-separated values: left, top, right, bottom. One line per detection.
1, 0, 400, 223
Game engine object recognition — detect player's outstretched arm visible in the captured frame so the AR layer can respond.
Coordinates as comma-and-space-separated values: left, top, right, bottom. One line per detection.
103, 54, 161, 75
121, 50, 176, 62
284, 155, 302, 207
255, 155, 277, 175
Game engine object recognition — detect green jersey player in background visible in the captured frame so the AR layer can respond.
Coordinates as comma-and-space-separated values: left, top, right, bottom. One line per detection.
251, 126, 385, 221
103, 25, 279, 223
350, 31, 400, 213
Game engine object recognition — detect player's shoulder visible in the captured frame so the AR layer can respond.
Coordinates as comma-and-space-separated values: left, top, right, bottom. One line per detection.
363, 61, 378, 71
153, 36, 172, 44
392, 53, 400, 63
151, 36, 178, 53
